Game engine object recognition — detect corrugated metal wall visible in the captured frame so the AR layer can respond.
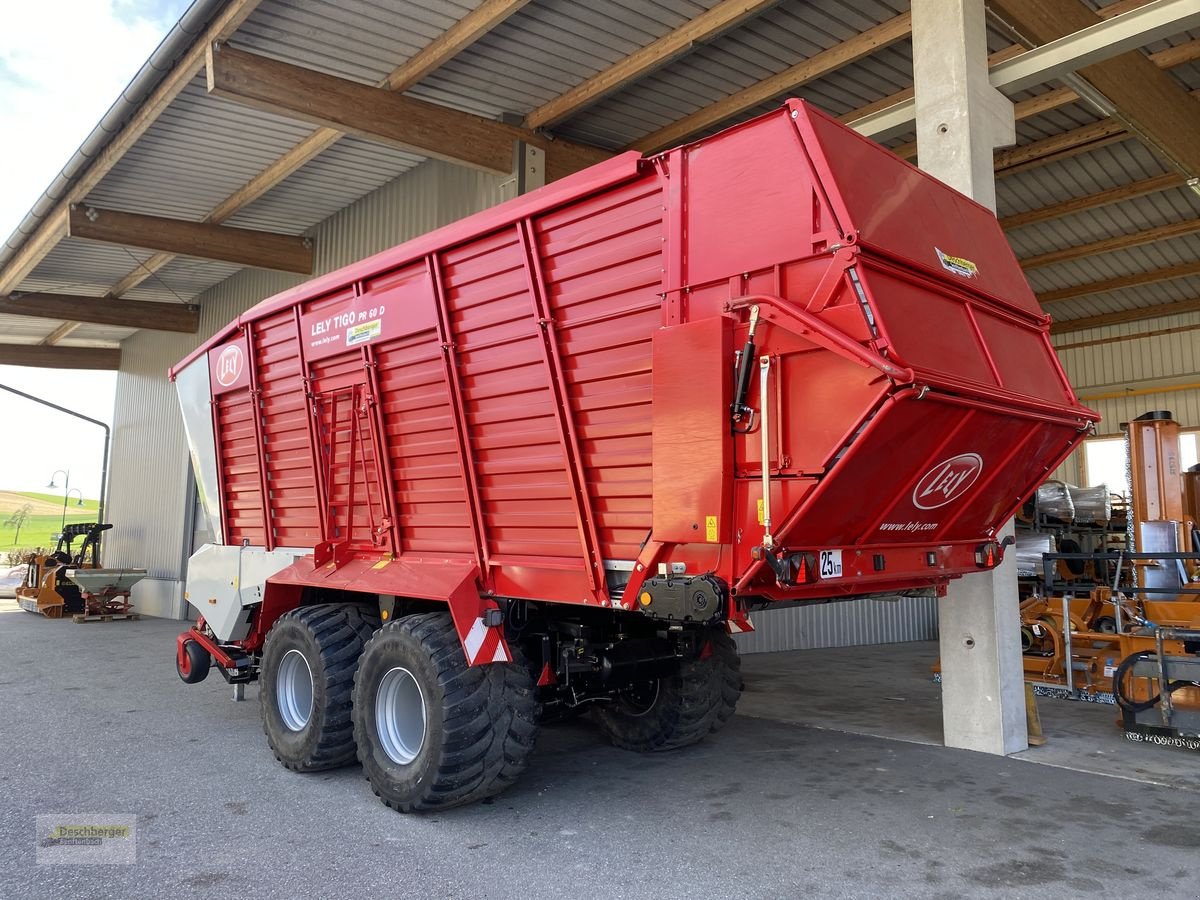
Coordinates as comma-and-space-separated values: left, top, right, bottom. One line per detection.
105, 160, 508, 615
1050, 310, 1200, 485
733, 595, 939, 653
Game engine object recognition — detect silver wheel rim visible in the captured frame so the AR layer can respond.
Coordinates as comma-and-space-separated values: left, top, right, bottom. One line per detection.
376, 666, 427, 765
277, 649, 314, 732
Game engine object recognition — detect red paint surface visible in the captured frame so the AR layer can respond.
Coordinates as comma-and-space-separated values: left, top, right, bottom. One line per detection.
177, 101, 1097, 619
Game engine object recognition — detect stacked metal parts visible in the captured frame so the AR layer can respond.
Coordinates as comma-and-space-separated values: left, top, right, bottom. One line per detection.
1018, 411, 1200, 751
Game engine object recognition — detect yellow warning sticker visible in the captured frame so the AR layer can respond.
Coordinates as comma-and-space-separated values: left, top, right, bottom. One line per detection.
705, 515, 718, 542
757, 498, 765, 525
371, 559, 391, 570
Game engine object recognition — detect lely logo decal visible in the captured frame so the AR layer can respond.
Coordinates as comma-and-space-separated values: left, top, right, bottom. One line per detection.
912, 453, 983, 510
215, 344, 244, 388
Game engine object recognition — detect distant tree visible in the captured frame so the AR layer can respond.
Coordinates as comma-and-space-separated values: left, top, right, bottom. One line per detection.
5, 504, 33, 546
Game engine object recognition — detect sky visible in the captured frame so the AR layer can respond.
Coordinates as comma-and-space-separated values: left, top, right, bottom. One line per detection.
0, 0, 193, 498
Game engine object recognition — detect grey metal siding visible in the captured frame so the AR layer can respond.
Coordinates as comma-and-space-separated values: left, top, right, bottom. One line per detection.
734, 595, 939, 654
1047, 312, 1200, 485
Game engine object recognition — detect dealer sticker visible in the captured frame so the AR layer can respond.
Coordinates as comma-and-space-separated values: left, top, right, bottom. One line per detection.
346, 318, 382, 347
935, 247, 979, 279
819, 549, 843, 578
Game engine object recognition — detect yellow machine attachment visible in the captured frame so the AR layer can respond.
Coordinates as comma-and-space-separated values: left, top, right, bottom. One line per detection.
1019, 587, 1200, 700
14, 523, 110, 618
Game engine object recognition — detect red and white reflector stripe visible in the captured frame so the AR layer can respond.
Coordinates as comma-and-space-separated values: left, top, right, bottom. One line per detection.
463, 616, 512, 665
726, 611, 755, 634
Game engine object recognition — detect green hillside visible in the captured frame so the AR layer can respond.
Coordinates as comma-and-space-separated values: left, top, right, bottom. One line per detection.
0, 491, 101, 557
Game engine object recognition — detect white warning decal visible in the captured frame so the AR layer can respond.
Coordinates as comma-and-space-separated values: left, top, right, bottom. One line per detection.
819, 550, 843, 578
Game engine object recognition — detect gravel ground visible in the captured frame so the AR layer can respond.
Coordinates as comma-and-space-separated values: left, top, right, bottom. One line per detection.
1, 607, 1197, 900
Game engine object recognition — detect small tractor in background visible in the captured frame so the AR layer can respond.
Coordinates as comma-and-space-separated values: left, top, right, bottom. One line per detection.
15, 522, 145, 621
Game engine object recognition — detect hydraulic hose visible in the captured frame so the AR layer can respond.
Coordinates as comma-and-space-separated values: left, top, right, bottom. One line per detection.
1112, 650, 1194, 713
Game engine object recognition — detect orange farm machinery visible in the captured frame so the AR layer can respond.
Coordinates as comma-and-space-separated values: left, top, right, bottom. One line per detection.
15, 523, 109, 618
1019, 412, 1200, 750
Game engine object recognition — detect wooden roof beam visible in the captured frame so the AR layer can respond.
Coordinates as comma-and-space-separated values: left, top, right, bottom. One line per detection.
206, 43, 610, 182
67, 205, 313, 274
526, 0, 780, 129
993, 119, 1129, 177
106, 0, 531, 301
0, 0, 263, 297
42, 323, 82, 346
1051, 297, 1200, 333
629, 12, 913, 154
1038, 260, 1200, 305
1054, 319, 1200, 350
1000, 172, 1186, 229
857, 0, 1200, 141
989, 0, 1200, 177
0, 344, 120, 370
0, 293, 198, 333
1020, 216, 1200, 269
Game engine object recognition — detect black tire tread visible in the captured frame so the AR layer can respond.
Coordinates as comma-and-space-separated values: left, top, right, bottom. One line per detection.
595, 627, 741, 752
262, 603, 377, 772
177, 639, 212, 684
356, 612, 539, 812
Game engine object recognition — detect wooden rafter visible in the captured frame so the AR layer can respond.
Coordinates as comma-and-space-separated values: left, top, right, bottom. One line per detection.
1000, 173, 1186, 230
1055, 319, 1200, 351
207, 44, 609, 180
0, 345, 120, 370
379, 0, 533, 91
995, 119, 1129, 175
525, 0, 779, 129
1149, 36, 1200, 69
68, 205, 313, 273
0, 0, 263, 297
988, 0, 1200, 176
42, 323, 81, 345
1038, 260, 1200, 306
1051, 297, 1200, 333
629, 13, 913, 154
1021, 217, 1200, 270
0, 293, 199, 333
104, 0, 531, 303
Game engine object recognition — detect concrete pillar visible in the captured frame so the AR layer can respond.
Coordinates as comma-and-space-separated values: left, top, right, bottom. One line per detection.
912, 0, 1026, 755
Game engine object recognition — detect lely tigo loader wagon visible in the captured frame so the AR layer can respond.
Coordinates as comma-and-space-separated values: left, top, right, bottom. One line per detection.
173, 100, 1097, 811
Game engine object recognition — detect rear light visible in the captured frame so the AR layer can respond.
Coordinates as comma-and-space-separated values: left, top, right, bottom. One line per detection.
794, 552, 818, 583
761, 549, 818, 586
974, 541, 1001, 568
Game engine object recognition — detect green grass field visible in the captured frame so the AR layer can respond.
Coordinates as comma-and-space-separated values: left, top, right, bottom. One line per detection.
0, 491, 100, 560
